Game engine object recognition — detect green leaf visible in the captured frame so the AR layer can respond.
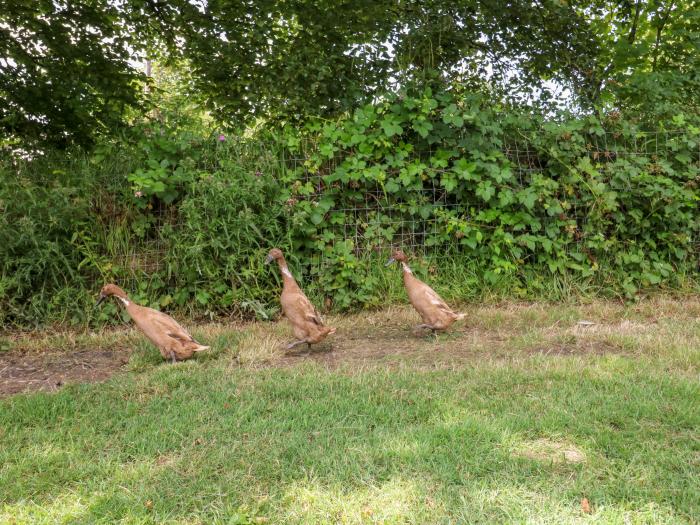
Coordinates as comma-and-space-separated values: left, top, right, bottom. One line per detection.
441, 104, 464, 127
441, 173, 458, 192
381, 117, 403, 137
318, 197, 335, 212
517, 188, 537, 209
412, 119, 433, 138
385, 179, 400, 193
476, 180, 495, 202
453, 158, 477, 180
319, 143, 336, 158
195, 290, 211, 305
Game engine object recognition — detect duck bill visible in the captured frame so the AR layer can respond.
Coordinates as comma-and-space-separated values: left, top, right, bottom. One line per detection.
264, 255, 274, 265
385, 257, 396, 267
94, 295, 106, 308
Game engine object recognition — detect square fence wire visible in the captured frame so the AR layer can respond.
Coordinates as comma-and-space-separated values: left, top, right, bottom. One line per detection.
99, 130, 700, 291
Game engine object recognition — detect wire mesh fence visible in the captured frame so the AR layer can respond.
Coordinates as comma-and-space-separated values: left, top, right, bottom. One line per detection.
102, 130, 700, 291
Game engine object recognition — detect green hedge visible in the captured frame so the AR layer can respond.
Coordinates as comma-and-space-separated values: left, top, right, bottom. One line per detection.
1, 90, 698, 329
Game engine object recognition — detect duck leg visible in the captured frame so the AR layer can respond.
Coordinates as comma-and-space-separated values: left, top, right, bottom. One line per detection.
285, 339, 308, 350
169, 351, 177, 364
414, 324, 439, 340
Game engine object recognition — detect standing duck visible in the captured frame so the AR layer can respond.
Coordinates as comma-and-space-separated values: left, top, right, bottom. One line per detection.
386, 249, 465, 332
265, 248, 336, 351
95, 284, 209, 363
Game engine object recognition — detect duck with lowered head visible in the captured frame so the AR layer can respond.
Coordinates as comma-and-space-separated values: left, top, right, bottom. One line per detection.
265, 248, 336, 351
95, 284, 209, 363
386, 249, 465, 333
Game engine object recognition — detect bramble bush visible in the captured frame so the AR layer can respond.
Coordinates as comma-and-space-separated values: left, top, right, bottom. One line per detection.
279, 87, 699, 306
1, 87, 698, 328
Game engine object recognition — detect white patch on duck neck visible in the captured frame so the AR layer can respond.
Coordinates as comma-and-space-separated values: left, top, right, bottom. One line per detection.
117, 296, 130, 306
281, 266, 293, 278
401, 262, 413, 274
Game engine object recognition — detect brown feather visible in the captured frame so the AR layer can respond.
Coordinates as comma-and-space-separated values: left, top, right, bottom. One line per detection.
268, 249, 335, 346
389, 254, 466, 331
97, 283, 209, 360
127, 304, 209, 360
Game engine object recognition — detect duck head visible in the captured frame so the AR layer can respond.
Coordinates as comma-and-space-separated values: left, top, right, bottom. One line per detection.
385, 249, 408, 266
265, 248, 284, 265
95, 283, 128, 307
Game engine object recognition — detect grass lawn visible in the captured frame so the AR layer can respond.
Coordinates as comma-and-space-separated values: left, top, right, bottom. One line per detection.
1, 298, 699, 524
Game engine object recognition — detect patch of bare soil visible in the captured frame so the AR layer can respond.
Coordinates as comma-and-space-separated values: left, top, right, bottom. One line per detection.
3, 298, 671, 396
0, 349, 130, 397
277, 325, 509, 370
276, 320, 631, 371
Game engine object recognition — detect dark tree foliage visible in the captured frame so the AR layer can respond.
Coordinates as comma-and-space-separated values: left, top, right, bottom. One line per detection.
594, 0, 700, 118
0, 0, 146, 148
147, 0, 700, 127
489, 0, 700, 116
1, 0, 698, 146
147, 0, 511, 125
143, 0, 399, 126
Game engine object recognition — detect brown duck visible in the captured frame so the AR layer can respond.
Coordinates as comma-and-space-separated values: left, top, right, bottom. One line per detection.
386, 249, 465, 332
95, 284, 209, 363
265, 248, 336, 351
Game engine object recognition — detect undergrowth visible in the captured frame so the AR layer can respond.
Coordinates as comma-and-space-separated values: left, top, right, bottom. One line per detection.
1, 87, 698, 329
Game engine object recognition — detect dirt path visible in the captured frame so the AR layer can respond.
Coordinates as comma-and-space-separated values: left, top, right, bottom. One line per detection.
0, 323, 575, 397
2, 297, 697, 397
0, 348, 130, 397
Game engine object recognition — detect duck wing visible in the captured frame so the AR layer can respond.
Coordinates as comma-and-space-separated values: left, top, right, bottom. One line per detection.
420, 284, 454, 314
288, 291, 324, 325
147, 309, 198, 344
300, 296, 325, 325
308, 310, 324, 325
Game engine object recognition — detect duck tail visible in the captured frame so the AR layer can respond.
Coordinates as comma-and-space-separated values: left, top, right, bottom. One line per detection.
455, 312, 466, 321
325, 326, 337, 336
192, 344, 210, 352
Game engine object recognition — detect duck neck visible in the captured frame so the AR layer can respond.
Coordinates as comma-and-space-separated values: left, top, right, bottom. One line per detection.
277, 258, 298, 289
401, 262, 414, 282
114, 294, 131, 307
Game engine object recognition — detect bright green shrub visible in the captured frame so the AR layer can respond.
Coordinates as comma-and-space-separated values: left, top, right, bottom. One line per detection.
1, 88, 698, 329
279, 88, 699, 305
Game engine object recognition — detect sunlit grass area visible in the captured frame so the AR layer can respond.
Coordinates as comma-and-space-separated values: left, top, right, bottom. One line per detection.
1, 298, 699, 524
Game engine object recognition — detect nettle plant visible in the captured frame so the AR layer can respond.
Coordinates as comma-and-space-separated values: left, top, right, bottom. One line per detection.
280, 87, 699, 303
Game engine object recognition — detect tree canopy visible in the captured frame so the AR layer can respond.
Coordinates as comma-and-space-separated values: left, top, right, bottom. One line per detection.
1, 0, 698, 147
0, 0, 150, 148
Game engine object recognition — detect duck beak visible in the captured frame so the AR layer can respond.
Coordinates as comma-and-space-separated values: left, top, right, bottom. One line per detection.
94, 294, 106, 308
385, 257, 396, 267
264, 254, 274, 265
